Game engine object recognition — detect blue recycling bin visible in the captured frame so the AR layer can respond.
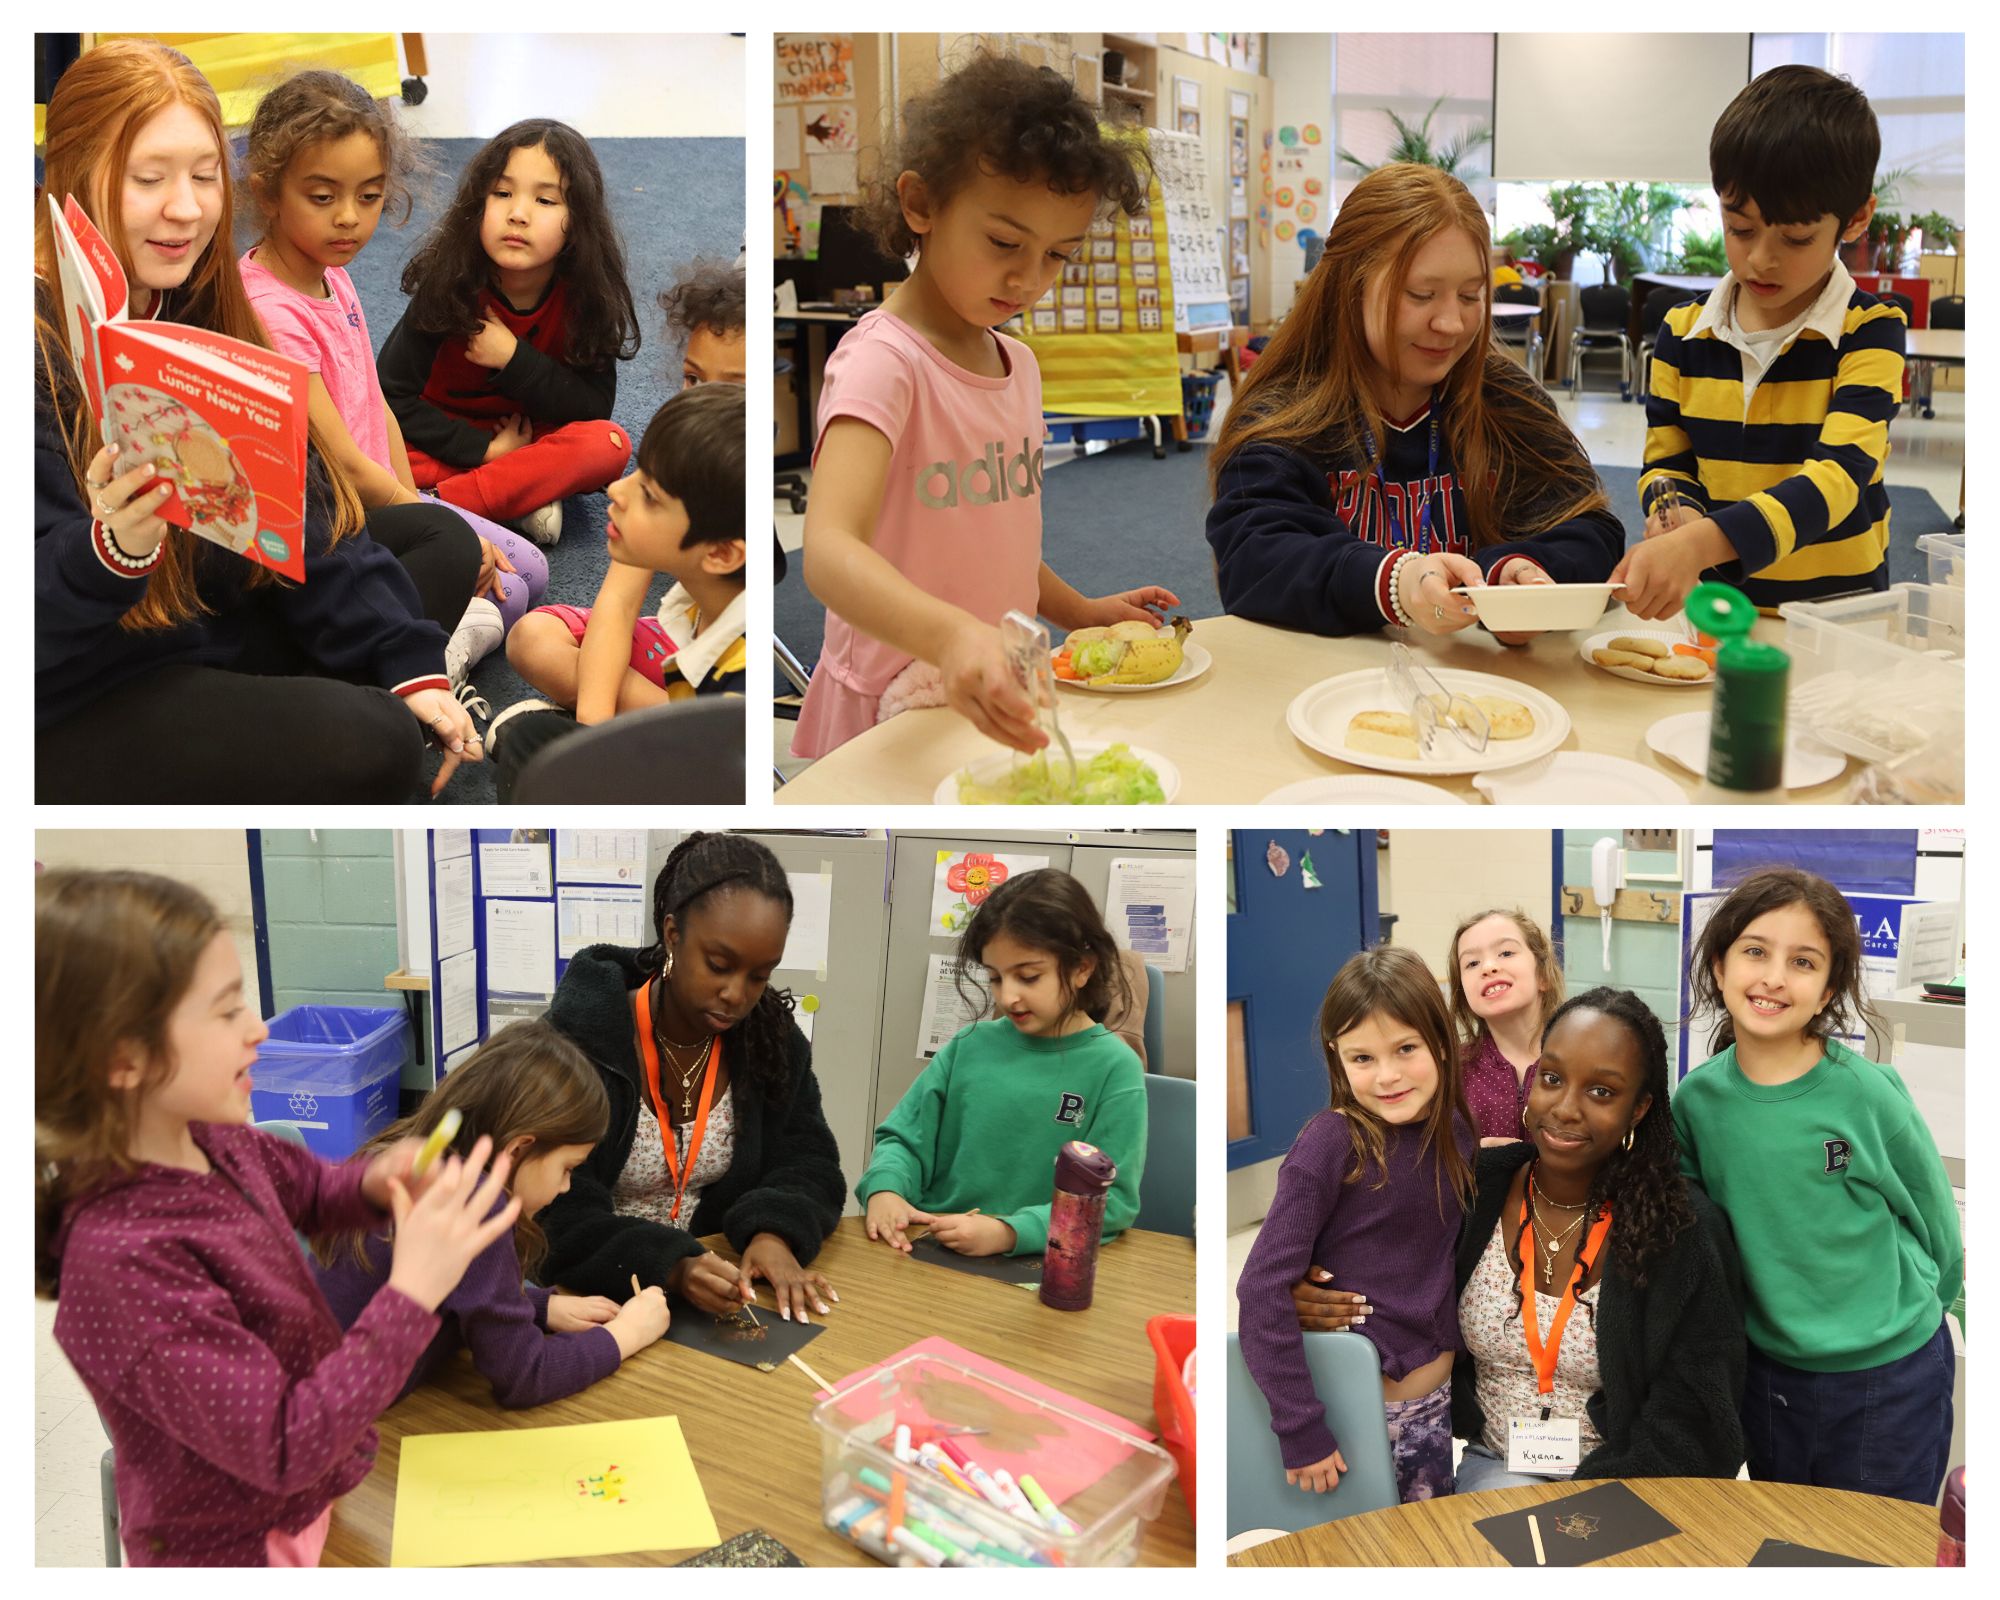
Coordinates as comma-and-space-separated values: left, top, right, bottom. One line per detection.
248, 1005, 409, 1159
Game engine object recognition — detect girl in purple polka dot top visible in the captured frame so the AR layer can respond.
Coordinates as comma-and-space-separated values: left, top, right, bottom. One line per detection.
1447, 908, 1564, 1147
36, 869, 522, 1566
313, 1018, 672, 1408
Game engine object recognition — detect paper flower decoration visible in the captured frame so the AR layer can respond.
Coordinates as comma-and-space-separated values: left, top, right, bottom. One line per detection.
945, 853, 1008, 905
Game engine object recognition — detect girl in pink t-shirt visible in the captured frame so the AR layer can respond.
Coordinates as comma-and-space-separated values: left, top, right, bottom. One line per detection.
239, 70, 547, 697
795, 55, 1181, 759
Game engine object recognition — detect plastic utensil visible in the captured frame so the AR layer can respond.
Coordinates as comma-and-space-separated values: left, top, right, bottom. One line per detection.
1387, 642, 1489, 757
1000, 610, 1075, 796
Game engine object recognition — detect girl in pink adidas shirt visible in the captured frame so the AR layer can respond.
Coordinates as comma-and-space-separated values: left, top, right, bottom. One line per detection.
794, 54, 1180, 759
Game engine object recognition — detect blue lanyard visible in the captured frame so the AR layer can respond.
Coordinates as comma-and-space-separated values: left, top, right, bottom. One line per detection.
1360, 396, 1441, 553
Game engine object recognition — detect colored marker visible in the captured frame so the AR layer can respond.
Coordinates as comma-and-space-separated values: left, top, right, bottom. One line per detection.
887, 1526, 946, 1567
939, 1437, 1021, 1516
990, 1467, 1045, 1526
410, 1107, 462, 1180
1018, 1472, 1081, 1536
917, 1442, 977, 1497
893, 1423, 915, 1464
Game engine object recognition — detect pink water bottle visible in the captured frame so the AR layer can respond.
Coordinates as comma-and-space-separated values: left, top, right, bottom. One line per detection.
1040, 1141, 1117, 1311
1936, 1465, 1964, 1566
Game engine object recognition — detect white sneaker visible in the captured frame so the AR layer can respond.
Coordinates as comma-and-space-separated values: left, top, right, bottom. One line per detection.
486, 696, 567, 756
444, 596, 504, 688
518, 500, 563, 545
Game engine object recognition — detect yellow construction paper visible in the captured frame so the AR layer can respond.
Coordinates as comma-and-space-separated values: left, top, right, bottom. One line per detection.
390, 1416, 718, 1567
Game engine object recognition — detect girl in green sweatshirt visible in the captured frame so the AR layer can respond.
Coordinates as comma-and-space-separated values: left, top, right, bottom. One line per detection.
1674, 867, 1961, 1504
857, 869, 1147, 1258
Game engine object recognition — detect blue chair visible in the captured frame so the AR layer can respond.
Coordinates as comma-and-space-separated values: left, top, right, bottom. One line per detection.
1135, 1074, 1194, 1238
1226, 1330, 1400, 1538
1143, 963, 1165, 1074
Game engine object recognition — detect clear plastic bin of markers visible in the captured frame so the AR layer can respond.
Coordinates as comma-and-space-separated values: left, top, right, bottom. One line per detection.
812, 1353, 1178, 1567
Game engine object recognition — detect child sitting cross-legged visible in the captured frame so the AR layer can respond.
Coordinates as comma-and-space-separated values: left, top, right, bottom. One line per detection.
489, 382, 745, 797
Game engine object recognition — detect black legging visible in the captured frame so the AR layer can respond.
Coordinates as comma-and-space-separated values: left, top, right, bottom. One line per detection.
35, 505, 479, 802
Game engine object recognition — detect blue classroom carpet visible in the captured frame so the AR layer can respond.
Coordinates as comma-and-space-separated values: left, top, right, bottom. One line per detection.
331, 135, 744, 804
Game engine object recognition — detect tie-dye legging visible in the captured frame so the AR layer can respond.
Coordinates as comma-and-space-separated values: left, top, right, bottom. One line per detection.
1383, 1384, 1456, 1502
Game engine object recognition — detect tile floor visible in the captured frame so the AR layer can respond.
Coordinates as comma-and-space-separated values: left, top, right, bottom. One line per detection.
35, 1298, 111, 1566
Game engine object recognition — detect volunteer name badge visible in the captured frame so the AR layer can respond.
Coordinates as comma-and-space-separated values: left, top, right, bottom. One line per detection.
1508, 1416, 1581, 1476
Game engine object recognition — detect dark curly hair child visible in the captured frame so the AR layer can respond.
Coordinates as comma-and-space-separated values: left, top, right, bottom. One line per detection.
376, 119, 641, 542
659, 257, 746, 387
793, 51, 1179, 764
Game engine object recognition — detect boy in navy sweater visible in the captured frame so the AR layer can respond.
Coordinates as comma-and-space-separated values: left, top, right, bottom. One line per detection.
1619, 65, 1906, 617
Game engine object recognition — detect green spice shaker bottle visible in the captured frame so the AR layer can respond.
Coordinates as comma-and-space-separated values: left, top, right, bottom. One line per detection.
1686, 581, 1788, 797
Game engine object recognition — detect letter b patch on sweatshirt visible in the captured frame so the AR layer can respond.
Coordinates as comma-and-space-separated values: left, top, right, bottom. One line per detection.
1824, 1138, 1852, 1173
1054, 1092, 1086, 1125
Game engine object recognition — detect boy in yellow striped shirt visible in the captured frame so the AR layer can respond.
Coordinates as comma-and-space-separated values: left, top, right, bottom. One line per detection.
1615, 66, 1905, 616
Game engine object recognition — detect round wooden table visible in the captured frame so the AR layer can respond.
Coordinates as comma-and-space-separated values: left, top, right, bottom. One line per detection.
1228, 1478, 1937, 1567
322, 1220, 1194, 1567
776, 609, 1853, 805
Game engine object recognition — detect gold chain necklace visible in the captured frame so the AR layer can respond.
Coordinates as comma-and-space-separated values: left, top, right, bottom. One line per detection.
653, 980, 717, 1119
1527, 1170, 1588, 1274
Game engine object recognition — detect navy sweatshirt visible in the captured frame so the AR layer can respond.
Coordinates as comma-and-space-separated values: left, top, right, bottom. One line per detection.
35, 290, 449, 729
1207, 364, 1626, 636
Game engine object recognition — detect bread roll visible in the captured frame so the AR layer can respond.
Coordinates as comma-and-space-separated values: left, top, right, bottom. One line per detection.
1608, 635, 1671, 659
1652, 655, 1711, 681
1594, 648, 1655, 671
1473, 696, 1535, 739
1346, 710, 1421, 760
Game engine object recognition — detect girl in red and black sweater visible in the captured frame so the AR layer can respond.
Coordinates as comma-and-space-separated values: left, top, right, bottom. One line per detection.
377, 120, 640, 545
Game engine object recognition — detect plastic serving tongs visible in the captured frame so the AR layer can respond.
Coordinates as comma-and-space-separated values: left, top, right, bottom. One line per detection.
1387, 642, 1489, 759
1001, 609, 1078, 796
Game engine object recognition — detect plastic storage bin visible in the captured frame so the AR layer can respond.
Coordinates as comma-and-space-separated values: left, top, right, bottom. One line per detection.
1918, 531, 1964, 592
1778, 583, 1964, 766
1147, 1314, 1196, 1519
249, 1005, 409, 1159
811, 1352, 1177, 1566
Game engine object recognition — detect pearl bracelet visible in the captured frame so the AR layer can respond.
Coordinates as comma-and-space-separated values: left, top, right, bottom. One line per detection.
93, 519, 160, 573
1386, 551, 1415, 627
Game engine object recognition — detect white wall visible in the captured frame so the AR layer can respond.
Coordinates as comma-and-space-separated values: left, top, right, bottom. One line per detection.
398, 34, 744, 139
1265, 33, 1334, 318
1386, 828, 1553, 979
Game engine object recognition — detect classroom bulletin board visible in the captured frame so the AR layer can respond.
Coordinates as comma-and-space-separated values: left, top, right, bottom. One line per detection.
774, 32, 861, 257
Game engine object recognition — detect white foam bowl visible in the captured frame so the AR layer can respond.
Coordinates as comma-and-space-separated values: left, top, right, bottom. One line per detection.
1452, 581, 1622, 633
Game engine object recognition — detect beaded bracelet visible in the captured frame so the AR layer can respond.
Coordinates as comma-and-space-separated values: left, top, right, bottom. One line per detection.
93, 519, 160, 574
1385, 551, 1415, 627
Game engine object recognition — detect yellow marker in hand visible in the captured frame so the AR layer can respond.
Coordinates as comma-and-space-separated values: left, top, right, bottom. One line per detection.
410, 1108, 463, 1181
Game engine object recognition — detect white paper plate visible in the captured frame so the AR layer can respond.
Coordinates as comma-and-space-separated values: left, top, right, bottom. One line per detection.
1645, 711, 1847, 790
1286, 666, 1571, 775
1452, 581, 1621, 633
1054, 640, 1213, 693
1259, 776, 1468, 805
1579, 629, 1714, 687
935, 740, 1181, 805
1472, 753, 1688, 805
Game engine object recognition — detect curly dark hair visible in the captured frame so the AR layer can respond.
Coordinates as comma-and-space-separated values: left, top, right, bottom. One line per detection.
952, 868, 1132, 1032
1686, 866, 1878, 1053
639, 833, 796, 1102
1507, 987, 1694, 1315
659, 257, 746, 339
860, 52, 1151, 258
398, 118, 640, 368
242, 67, 426, 233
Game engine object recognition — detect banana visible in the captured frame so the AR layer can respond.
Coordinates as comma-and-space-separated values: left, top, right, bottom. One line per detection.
1088, 616, 1194, 686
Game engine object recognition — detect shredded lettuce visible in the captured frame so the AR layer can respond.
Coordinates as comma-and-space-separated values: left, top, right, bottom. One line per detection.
956, 743, 1167, 805
1070, 639, 1124, 679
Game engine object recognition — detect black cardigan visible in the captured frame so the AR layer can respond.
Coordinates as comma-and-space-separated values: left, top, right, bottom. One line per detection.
539, 945, 846, 1298
1452, 1143, 1748, 1480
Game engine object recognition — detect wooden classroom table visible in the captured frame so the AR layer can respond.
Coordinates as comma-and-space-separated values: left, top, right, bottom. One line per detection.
1229, 1478, 1937, 1567
323, 1219, 1195, 1567
775, 609, 1853, 805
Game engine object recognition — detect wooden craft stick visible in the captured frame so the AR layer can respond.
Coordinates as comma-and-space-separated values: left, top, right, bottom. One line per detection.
1528, 1513, 1546, 1567
631, 1274, 643, 1299
789, 1352, 833, 1393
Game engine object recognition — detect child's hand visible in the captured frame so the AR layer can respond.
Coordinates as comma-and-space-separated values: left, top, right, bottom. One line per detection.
484, 415, 532, 463
927, 1212, 1015, 1257
1286, 1447, 1349, 1494
403, 687, 485, 796
865, 1191, 932, 1253
474, 536, 518, 600
464, 312, 520, 370
741, 1231, 837, 1322
667, 1249, 748, 1316
360, 1136, 434, 1210
1610, 519, 1731, 620
1396, 552, 1484, 635
937, 626, 1044, 754
83, 442, 176, 559
608, 1284, 670, 1358
382, 1135, 521, 1313
1291, 1266, 1372, 1333
546, 1293, 620, 1333
1081, 586, 1183, 628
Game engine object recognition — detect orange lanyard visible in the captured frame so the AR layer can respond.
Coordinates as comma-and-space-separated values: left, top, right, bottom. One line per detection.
1517, 1186, 1612, 1403
635, 981, 720, 1225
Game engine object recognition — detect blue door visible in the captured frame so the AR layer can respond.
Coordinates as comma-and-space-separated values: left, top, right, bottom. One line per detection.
1227, 831, 1378, 1170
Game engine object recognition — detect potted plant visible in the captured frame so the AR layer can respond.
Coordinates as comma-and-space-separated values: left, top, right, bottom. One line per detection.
1868, 210, 1910, 272
1910, 210, 1961, 253
1542, 183, 1594, 280
1501, 223, 1558, 275
1842, 166, 1913, 271
1675, 228, 1729, 275
1589, 182, 1690, 284
1336, 96, 1493, 179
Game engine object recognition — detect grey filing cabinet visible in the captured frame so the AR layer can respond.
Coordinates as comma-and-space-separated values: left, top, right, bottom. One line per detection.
868, 830, 1197, 1176
745, 832, 892, 1216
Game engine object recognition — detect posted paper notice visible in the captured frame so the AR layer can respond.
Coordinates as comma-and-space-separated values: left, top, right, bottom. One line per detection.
916, 953, 990, 1057
480, 840, 552, 899
557, 885, 646, 959
486, 898, 556, 997
1106, 856, 1196, 973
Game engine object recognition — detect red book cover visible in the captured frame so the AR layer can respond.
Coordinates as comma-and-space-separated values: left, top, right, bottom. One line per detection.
48, 194, 309, 581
